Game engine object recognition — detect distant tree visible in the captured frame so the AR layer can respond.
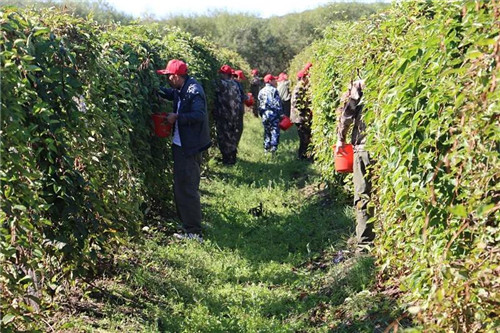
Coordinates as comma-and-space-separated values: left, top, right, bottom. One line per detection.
158, 3, 389, 73
0, 0, 133, 24
0, 0, 388, 72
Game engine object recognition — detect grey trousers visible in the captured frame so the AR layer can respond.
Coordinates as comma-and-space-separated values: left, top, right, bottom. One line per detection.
353, 148, 375, 243
173, 144, 203, 234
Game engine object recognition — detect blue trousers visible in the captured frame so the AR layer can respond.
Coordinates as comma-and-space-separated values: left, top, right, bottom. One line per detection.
262, 111, 280, 151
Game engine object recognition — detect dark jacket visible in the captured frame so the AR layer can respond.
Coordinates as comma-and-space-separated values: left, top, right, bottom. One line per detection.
159, 76, 211, 156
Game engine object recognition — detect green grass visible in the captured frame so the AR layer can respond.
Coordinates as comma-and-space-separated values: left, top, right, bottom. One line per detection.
54, 113, 414, 332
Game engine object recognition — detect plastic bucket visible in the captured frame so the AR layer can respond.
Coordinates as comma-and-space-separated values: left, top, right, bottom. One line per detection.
151, 113, 172, 138
279, 115, 293, 131
332, 144, 354, 173
244, 93, 254, 107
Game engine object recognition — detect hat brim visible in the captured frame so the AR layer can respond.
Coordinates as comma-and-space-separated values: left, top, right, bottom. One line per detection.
156, 69, 171, 75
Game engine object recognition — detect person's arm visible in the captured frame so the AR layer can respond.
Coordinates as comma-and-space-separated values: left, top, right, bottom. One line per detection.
272, 89, 283, 116
158, 86, 175, 101
258, 90, 265, 113
237, 82, 246, 102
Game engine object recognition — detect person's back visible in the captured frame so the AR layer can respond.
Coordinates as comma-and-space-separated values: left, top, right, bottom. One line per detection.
258, 84, 282, 115
290, 78, 311, 124
290, 73, 312, 160
214, 65, 242, 165
214, 78, 240, 120
258, 75, 283, 153
277, 80, 291, 101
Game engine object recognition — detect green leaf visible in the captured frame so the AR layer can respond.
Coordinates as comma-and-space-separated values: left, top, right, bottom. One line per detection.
12, 205, 27, 212
21, 55, 35, 61
1, 314, 15, 325
449, 205, 467, 218
476, 38, 496, 46
32, 27, 50, 37
466, 50, 482, 60
477, 203, 495, 216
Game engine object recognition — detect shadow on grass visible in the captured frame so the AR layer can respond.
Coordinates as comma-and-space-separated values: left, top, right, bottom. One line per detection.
57, 119, 410, 332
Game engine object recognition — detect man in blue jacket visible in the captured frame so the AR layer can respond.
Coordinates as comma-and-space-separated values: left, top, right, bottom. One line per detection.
157, 59, 211, 242
258, 74, 283, 154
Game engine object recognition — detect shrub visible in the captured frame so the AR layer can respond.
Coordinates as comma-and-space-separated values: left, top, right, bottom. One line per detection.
0, 7, 249, 330
305, 1, 499, 331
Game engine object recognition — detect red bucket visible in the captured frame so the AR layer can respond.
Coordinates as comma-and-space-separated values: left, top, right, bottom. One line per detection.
151, 113, 172, 138
244, 93, 254, 107
332, 144, 354, 173
279, 115, 293, 131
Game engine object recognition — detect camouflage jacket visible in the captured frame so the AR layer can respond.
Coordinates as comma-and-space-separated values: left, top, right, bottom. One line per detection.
258, 83, 283, 116
290, 80, 312, 124
336, 80, 366, 147
214, 79, 241, 120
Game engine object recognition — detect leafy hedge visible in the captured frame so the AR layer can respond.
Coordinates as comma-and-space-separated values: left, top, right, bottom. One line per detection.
0, 7, 248, 330
304, 1, 499, 331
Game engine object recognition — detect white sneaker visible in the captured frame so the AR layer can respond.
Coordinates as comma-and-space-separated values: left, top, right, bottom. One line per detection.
173, 232, 203, 243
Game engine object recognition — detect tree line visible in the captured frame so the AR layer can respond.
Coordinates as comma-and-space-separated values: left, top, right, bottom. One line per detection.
1, 0, 389, 73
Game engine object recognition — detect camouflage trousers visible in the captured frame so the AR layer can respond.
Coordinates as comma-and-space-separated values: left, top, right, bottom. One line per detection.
215, 117, 240, 164
261, 110, 280, 152
353, 148, 375, 243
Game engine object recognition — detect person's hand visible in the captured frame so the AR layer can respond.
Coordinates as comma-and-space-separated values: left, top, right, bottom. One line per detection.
166, 113, 178, 124
335, 140, 345, 154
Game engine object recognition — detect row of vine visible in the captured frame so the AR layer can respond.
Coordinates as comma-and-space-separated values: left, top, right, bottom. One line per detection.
302, 1, 500, 332
0, 7, 249, 330
303, 1, 499, 331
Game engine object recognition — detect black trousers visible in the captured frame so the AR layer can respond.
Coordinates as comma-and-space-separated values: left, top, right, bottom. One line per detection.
282, 99, 291, 118
296, 123, 311, 159
172, 144, 203, 234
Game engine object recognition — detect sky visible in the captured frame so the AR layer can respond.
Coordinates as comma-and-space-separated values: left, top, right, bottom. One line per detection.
104, 0, 389, 19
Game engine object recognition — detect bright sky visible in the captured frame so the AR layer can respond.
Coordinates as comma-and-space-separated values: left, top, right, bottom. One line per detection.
104, 0, 387, 19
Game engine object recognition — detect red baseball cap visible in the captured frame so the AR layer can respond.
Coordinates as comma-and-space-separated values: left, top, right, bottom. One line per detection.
263, 74, 277, 83
156, 59, 188, 75
219, 64, 233, 75
277, 72, 288, 81
297, 69, 306, 78
251, 69, 258, 75
234, 70, 246, 80
304, 62, 313, 70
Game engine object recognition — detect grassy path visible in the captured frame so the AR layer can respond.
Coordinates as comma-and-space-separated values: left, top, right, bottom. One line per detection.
56, 113, 407, 332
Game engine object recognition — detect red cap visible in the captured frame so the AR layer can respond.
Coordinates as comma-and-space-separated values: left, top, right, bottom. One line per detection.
297, 69, 306, 78
263, 74, 277, 83
251, 69, 258, 76
234, 70, 246, 80
219, 64, 233, 75
304, 62, 313, 70
277, 72, 288, 81
156, 59, 188, 75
